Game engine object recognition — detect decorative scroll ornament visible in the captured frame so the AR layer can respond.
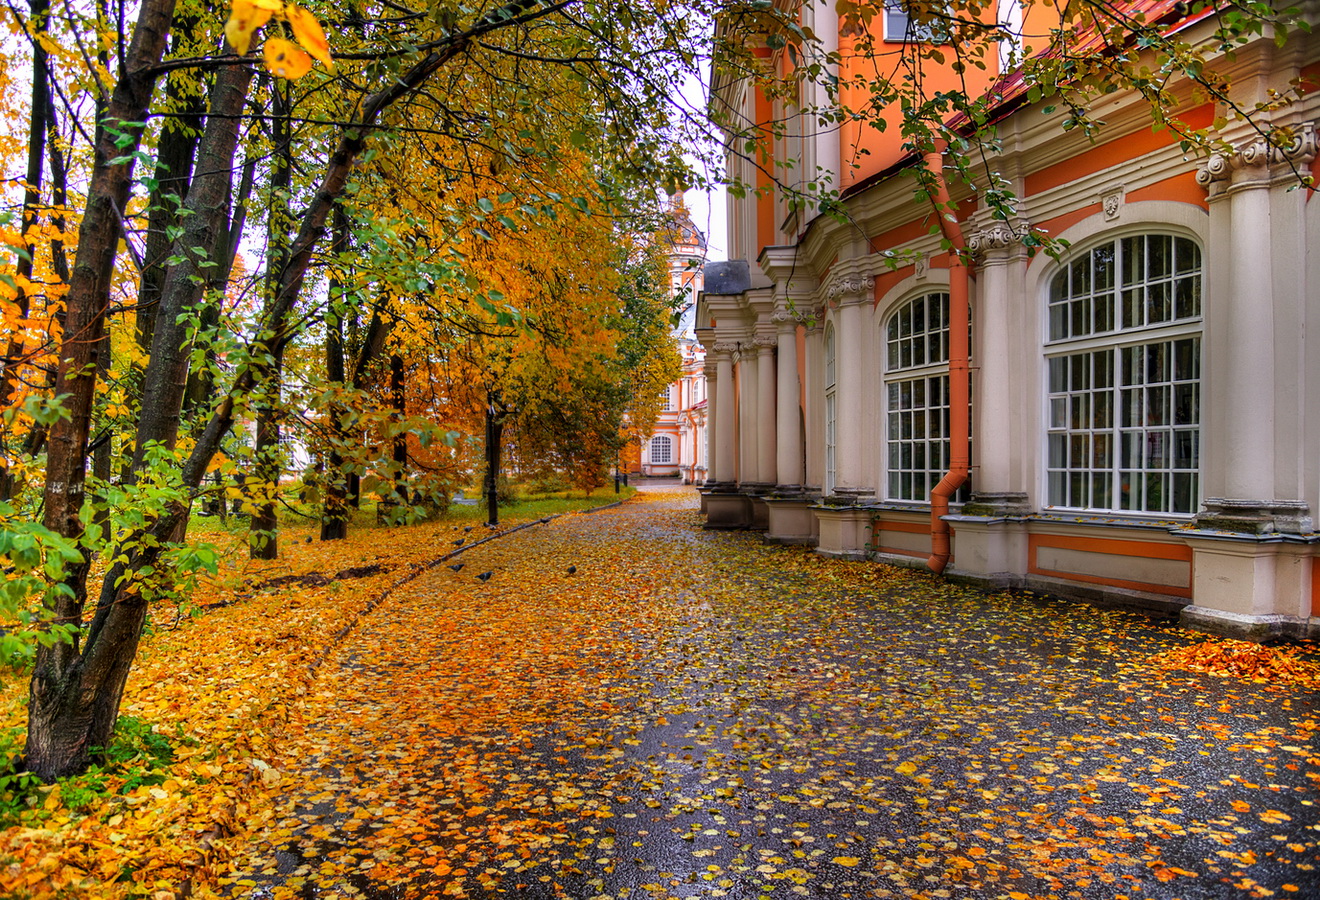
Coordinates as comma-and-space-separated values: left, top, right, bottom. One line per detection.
1196, 122, 1318, 186
711, 340, 741, 353
770, 308, 796, 323
824, 275, 875, 302
967, 221, 1031, 256
1194, 151, 1233, 186
753, 336, 778, 350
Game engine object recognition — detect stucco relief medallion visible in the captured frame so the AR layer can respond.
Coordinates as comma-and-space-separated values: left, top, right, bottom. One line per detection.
1101, 187, 1124, 221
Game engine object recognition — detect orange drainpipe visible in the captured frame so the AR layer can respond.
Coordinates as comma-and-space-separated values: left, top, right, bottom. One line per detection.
924, 146, 972, 575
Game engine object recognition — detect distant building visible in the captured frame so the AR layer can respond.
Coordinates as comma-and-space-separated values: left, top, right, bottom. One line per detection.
641, 197, 708, 482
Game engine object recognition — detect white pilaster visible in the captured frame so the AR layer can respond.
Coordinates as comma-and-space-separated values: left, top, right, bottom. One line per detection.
967, 221, 1033, 513
756, 339, 777, 484
828, 275, 875, 498
714, 345, 737, 484
775, 311, 803, 489
737, 349, 757, 485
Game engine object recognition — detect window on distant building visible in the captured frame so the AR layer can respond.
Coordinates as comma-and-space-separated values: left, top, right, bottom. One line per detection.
661, 385, 675, 412
996, 0, 1023, 69
650, 435, 673, 465
825, 323, 837, 495
884, 292, 959, 502
1045, 233, 1202, 515
884, 0, 950, 42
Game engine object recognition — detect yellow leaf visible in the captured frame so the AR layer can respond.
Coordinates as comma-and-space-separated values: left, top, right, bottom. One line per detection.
224, 0, 272, 56
286, 5, 335, 71
895, 760, 917, 776
264, 38, 313, 79
832, 856, 860, 867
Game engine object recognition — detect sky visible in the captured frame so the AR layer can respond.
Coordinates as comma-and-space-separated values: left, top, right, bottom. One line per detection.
678, 64, 728, 263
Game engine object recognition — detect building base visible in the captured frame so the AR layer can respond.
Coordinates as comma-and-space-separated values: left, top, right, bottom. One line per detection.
702, 487, 749, 530
813, 503, 873, 560
764, 494, 818, 545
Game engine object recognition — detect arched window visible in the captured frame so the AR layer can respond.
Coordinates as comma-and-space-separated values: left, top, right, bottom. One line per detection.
650, 435, 673, 465
884, 292, 955, 502
1045, 234, 1202, 514
824, 324, 837, 495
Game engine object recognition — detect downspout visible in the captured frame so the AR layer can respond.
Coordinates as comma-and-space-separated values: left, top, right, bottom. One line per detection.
924, 146, 972, 575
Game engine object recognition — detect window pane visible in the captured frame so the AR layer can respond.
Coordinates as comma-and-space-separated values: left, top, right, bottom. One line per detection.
1046, 238, 1199, 515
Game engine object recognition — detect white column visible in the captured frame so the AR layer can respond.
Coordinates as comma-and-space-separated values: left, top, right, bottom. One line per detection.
967, 223, 1031, 511
803, 317, 824, 492
714, 347, 737, 484
703, 361, 719, 484
831, 280, 874, 497
1220, 173, 1275, 500
738, 350, 757, 485
1194, 136, 1314, 533
775, 311, 803, 489
757, 340, 777, 484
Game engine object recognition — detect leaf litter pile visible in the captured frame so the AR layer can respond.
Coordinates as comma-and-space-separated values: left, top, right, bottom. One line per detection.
206, 490, 1320, 900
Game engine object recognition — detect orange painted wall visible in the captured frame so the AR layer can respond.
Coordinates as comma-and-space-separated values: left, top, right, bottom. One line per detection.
1311, 558, 1320, 618
1127, 171, 1208, 210
837, 22, 1000, 191
1025, 104, 1214, 196
1028, 534, 1193, 598
755, 82, 777, 251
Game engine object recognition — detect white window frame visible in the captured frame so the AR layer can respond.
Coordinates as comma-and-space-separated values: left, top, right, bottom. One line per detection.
883, 0, 950, 43
650, 434, 673, 465
1043, 233, 1202, 516
883, 292, 956, 503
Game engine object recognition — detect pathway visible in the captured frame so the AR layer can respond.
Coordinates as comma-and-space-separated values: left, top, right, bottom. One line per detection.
229, 488, 1320, 900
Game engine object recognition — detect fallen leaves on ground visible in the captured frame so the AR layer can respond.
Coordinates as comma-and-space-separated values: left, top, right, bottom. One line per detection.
1151, 638, 1320, 689
0, 505, 600, 900
215, 490, 1320, 900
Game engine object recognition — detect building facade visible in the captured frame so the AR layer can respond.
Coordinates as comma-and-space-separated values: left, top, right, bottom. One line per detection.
697, 1, 1320, 638
642, 198, 709, 481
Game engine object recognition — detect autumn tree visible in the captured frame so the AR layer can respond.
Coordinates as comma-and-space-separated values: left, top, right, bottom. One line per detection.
3, 0, 722, 780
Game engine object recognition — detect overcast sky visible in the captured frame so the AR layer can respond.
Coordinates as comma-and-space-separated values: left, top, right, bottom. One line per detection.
678, 64, 728, 263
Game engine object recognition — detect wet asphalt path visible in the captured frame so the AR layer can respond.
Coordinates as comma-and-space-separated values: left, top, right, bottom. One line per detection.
230, 487, 1320, 900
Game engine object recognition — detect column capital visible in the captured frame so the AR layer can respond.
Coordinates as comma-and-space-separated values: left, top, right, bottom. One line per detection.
772, 309, 802, 336
968, 220, 1032, 264
1196, 121, 1318, 194
753, 336, 777, 353
823, 274, 874, 307
711, 340, 741, 355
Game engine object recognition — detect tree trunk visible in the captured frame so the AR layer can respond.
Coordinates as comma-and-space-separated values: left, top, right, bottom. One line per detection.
320, 208, 350, 541
485, 391, 504, 527
133, 18, 205, 364
25, 0, 179, 782
250, 82, 293, 560
27, 0, 547, 783
0, 0, 53, 501
131, 56, 255, 473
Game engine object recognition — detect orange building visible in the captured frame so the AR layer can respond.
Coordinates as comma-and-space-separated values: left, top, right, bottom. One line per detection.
698, 1, 1320, 639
